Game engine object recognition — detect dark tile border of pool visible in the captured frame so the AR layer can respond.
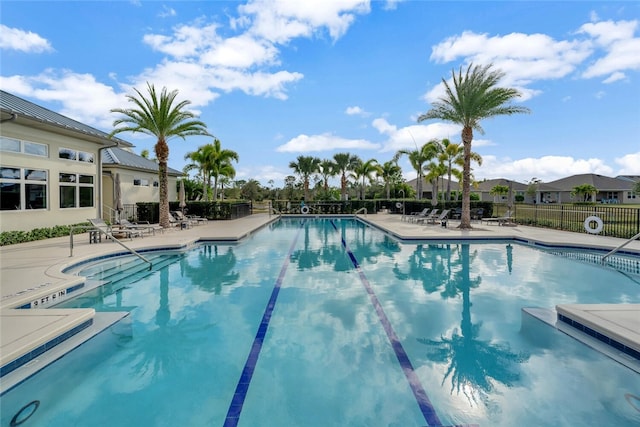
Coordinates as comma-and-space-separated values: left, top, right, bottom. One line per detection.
0, 319, 93, 378
557, 313, 640, 361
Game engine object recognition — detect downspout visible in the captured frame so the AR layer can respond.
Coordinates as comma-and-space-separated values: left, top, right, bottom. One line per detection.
98, 139, 119, 220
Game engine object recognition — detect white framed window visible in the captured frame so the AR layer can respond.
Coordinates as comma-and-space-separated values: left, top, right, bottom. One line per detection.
134, 178, 150, 187
0, 166, 48, 210
59, 173, 94, 208
59, 147, 94, 163
0, 136, 48, 157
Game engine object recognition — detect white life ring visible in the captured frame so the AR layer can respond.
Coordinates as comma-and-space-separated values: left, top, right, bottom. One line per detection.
584, 215, 603, 234
301, 206, 309, 214
395, 202, 402, 209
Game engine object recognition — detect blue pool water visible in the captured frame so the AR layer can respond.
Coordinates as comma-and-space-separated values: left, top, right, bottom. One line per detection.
1, 218, 639, 426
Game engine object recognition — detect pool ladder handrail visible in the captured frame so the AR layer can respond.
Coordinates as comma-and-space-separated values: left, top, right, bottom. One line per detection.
70, 225, 153, 270
602, 230, 640, 263
354, 207, 367, 216
269, 207, 282, 217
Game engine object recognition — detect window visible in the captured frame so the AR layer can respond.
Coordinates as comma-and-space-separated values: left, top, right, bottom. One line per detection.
0, 136, 48, 157
628, 191, 637, 199
59, 173, 94, 208
59, 148, 94, 163
0, 166, 48, 210
134, 178, 150, 187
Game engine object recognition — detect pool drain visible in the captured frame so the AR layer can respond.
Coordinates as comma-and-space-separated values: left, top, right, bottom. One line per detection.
10, 400, 40, 426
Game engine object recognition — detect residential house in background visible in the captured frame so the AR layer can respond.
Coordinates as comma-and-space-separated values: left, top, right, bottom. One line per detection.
0, 90, 179, 232
474, 178, 529, 204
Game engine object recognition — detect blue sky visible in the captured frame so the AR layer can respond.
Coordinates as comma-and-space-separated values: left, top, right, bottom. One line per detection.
1, 0, 639, 187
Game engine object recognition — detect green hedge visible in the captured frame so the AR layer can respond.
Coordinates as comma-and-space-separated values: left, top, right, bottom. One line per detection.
0, 223, 91, 246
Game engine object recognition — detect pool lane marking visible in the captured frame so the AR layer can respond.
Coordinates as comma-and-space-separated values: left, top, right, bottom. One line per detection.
330, 220, 443, 427
223, 221, 305, 427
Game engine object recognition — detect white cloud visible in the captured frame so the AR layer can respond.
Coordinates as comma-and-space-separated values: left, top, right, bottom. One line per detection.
345, 105, 369, 116
0, 25, 53, 53
475, 155, 614, 183
429, 31, 592, 88
200, 34, 279, 68
143, 22, 221, 59
614, 152, 640, 175
1, 70, 124, 129
578, 19, 640, 80
602, 71, 626, 83
276, 133, 380, 152
158, 5, 176, 18
372, 117, 461, 152
239, 0, 370, 43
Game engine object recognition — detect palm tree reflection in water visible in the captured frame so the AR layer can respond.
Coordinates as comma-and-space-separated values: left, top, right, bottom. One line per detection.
411, 244, 530, 404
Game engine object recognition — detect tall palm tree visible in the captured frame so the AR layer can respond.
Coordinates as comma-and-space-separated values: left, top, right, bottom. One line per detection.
394, 140, 439, 200
207, 139, 239, 201
333, 152, 361, 201
289, 155, 321, 201
110, 83, 210, 227
379, 160, 403, 199
352, 158, 381, 200
418, 63, 530, 228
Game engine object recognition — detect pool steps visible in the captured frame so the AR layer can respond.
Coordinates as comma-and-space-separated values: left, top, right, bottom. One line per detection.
522, 307, 640, 374
0, 254, 176, 389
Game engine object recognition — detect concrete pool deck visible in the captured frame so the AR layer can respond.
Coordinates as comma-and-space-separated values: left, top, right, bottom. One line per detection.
1, 213, 639, 385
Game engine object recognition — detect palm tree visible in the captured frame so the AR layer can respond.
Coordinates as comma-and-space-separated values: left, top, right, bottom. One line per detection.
352, 158, 381, 200
438, 139, 482, 202
110, 83, 210, 227
289, 155, 321, 201
208, 139, 239, 201
318, 159, 337, 192
333, 153, 361, 201
425, 161, 447, 205
394, 140, 439, 200
379, 160, 403, 199
418, 63, 530, 228
184, 144, 214, 201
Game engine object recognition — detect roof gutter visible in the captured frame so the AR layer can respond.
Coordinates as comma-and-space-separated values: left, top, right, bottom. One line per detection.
0, 112, 17, 123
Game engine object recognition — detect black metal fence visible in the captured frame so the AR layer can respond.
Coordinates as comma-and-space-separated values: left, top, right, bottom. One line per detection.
510, 204, 640, 239
135, 201, 252, 222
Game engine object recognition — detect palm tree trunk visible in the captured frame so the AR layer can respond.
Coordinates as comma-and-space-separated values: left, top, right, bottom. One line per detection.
460, 127, 473, 229
159, 160, 170, 228
156, 139, 170, 228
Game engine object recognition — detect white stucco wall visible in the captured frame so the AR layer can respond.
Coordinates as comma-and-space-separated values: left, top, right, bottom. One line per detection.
1, 122, 103, 232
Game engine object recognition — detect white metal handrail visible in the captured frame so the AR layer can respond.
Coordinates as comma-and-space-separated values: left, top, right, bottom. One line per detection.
354, 207, 367, 216
70, 225, 152, 270
602, 231, 640, 262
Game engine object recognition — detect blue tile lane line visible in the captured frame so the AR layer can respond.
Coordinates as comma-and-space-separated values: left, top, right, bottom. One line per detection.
330, 220, 444, 427
223, 221, 305, 427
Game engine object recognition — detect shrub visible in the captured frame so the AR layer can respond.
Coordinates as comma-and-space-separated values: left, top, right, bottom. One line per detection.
0, 222, 91, 246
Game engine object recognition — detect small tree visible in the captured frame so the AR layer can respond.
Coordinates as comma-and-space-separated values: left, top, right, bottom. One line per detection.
571, 184, 598, 202
490, 184, 510, 202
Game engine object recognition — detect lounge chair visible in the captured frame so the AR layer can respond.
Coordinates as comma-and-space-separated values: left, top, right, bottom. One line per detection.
169, 212, 192, 229
173, 210, 207, 225
119, 218, 164, 235
88, 218, 143, 240
482, 211, 516, 226
402, 208, 428, 222
414, 209, 439, 224
425, 209, 450, 225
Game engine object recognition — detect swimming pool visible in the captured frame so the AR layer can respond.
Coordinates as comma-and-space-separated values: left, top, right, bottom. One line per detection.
1, 217, 639, 426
